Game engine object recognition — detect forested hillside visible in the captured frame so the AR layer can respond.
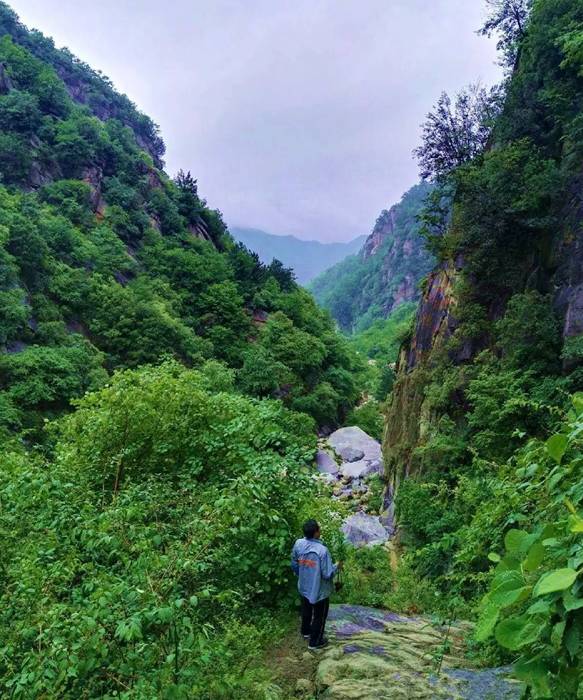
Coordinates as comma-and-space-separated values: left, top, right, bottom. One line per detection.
4, 0, 583, 697
310, 183, 434, 333
0, 3, 369, 696
0, 2, 362, 436
232, 226, 365, 285
384, 1, 583, 695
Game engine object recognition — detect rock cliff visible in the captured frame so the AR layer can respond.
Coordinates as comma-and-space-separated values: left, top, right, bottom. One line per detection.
383, 0, 583, 522
310, 183, 434, 332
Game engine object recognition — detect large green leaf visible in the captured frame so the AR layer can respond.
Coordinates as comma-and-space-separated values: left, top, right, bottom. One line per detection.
475, 601, 500, 642
504, 529, 532, 554
495, 615, 546, 650
524, 541, 545, 572
551, 620, 566, 649
572, 392, 583, 415
546, 433, 568, 464
526, 598, 554, 616
533, 568, 579, 597
563, 589, 583, 611
514, 656, 551, 699
569, 514, 583, 534
489, 579, 531, 608
565, 621, 581, 658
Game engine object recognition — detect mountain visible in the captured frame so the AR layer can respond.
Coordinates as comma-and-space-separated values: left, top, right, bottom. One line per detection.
382, 3, 583, 692
0, 1, 360, 433
310, 183, 434, 332
231, 226, 365, 285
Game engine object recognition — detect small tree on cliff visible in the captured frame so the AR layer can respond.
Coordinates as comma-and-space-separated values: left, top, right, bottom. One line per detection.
413, 83, 503, 182
479, 0, 532, 69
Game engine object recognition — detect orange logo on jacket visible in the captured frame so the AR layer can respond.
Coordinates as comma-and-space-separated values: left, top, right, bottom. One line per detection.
298, 558, 317, 568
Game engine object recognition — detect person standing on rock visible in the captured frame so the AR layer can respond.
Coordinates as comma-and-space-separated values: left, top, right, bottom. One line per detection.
291, 519, 342, 650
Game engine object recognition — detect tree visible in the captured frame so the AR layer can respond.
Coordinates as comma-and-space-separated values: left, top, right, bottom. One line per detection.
175, 168, 198, 197
479, 0, 532, 69
413, 83, 503, 181
267, 258, 296, 291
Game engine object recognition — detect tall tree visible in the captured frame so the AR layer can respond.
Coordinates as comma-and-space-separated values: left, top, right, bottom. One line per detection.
479, 0, 532, 68
413, 83, 503, 181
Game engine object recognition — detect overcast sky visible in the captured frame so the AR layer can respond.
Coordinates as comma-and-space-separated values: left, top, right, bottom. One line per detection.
11, 0, 501, 242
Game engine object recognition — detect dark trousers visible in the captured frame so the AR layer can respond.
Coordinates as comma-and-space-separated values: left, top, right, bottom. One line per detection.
301, 596, 329, 646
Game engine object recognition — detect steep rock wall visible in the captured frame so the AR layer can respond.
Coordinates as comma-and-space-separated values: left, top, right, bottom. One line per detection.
382, 264, 458, 502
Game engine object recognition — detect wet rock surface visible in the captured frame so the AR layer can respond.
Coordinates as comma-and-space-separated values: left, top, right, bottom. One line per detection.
317, 427, 393, 546
315, 605, 521, 700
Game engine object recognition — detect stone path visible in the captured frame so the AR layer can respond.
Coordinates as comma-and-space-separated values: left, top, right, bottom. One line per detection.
314, 605, 521, 700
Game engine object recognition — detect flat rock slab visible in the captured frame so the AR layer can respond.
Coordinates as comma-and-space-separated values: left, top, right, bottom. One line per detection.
317, 450, 340, 475
342, 512, 390, 546
316, 605, 521, 700
340, 459, 371, 480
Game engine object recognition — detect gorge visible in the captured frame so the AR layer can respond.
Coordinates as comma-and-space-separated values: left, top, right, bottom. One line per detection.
2, 1, 583, 699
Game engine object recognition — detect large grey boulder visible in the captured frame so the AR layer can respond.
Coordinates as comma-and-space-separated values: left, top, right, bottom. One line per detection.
341, 512, 390, 547
340, 459, 373, 480
337, 446, 365, 462
328, 426, 382, 464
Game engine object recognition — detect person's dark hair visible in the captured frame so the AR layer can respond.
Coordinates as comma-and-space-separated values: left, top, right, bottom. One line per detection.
303, 519, 319, 539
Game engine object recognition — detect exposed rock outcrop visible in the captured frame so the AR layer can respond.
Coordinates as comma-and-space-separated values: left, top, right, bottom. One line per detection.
0, 61, 13, 93
310, 183, 434, 332
315, 605, 520, 699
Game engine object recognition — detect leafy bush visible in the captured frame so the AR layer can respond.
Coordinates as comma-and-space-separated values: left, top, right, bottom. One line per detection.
345, 400, 384, 441
476, 395, 583, 698
0, 11, 362, 430
0, 361, 335, 698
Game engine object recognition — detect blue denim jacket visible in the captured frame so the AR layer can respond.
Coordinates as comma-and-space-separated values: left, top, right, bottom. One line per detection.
291, 537, 337, 604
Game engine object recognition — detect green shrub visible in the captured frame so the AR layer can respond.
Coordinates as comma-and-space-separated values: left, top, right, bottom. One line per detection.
0, 361, 336, 698
476, 396, 583, 698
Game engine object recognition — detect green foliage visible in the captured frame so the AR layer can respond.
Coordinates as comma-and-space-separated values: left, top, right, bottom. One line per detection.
0, 361, 336, 698
0, 10, 360, 429
348, 302, 416, 400
345, 400, 384, 442
476, 396, 583, 698
0, 339, 106, 430
310, 184, 433, 333
335, 546, 395, 608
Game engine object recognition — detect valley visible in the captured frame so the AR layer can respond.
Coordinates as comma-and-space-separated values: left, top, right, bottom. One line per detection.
1, 1, 583, 699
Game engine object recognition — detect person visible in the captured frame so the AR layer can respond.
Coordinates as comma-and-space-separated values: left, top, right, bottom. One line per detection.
291, 519, 343, 650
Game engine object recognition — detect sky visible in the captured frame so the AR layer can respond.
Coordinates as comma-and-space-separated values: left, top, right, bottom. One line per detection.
10, 0, 502, 242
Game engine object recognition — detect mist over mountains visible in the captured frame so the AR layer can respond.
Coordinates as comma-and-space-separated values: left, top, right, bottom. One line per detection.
232, 226, 366, 285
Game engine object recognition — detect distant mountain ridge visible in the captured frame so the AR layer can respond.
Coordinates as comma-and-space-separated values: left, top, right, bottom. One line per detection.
231, 226, 366, 285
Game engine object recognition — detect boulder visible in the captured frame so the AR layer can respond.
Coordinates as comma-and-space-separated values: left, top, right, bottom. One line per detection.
316, 450, 339, 476
328, 427, 382, 463
341, 513, 390, 547
337, 446, 365, 462
341, 459, 375, 480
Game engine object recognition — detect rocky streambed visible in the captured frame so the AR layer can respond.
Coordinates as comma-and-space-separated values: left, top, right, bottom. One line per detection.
301, 427, 520, 700
317, 426, 393, 547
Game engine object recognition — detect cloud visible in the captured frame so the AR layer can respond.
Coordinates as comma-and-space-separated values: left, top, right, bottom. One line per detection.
11, 0, 501, 241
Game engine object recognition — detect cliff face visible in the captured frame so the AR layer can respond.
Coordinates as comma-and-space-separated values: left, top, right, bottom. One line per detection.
553, 178, 583, 342
382, 264, 458, 498
383, 0, 583, 513
361, 202, 430, 313
310, 183, 434, 332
